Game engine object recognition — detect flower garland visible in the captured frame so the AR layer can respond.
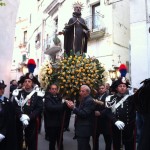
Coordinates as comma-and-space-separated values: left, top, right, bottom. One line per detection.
57, 54, 105, 98
38, 60, 53, 89
38, 54, 107, 98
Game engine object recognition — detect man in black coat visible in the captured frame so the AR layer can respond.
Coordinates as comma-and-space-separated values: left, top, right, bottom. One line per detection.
105, 77, 136, 150
59, 2, 90, 56
93, 84, 112, 150
133, 78, 150, 150
12, 73, 43, 150
67, 85, 95, 150
0, 80, 17, 150
44, 84, 70, 150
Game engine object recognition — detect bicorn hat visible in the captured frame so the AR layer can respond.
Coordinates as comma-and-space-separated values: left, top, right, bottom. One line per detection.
0, 80, 7, 89
18, 59, 40, 86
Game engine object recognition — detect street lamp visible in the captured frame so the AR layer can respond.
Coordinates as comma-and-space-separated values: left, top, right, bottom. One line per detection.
108, 69, 116, 81
108, 56, 121, 81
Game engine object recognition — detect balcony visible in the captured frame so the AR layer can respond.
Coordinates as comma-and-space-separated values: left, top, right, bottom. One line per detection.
85, 14, 106, 39
43, 0, 59, 15
44, 34, 61, 55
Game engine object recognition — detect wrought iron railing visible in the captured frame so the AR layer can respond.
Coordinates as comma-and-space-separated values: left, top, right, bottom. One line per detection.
85, 14, 105, 32
44, 33, 61, 52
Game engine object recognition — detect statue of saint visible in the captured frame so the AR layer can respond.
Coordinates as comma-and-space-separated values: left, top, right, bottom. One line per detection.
59, 2, 90, 56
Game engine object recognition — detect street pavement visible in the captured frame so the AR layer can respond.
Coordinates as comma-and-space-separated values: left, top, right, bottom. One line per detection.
38, 114, 105, 150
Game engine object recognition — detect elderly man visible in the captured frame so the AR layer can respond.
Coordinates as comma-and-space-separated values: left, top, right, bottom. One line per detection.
12, 73, 44, 150
105, 77, 136, 150
67, 85, 95, 150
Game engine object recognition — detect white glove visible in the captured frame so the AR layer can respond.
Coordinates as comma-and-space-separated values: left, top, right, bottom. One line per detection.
0, 134, 5, 142
115, 120, 125, 130
22, 120, 29, 126
37, 90, 45, 97
12, 89, 19, 96
20, 114, 30, 122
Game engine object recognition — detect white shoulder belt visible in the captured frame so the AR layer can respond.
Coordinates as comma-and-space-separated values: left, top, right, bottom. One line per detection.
106, 95, 129, 113
15, 89, 36, 111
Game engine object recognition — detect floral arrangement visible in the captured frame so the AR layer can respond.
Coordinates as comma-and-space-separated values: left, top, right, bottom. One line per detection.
0, 0, 5, 6
57, 54, 105, 98
38, 60, 54, 89
38, 54, 106, 98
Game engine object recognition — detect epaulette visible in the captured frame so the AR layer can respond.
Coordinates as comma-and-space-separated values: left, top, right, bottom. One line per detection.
12, 89, 22, 97
37, 90, 45, 97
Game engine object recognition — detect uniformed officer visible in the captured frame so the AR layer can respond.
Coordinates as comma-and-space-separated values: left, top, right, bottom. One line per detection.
0, 80, 17, 150
12, 73, 44, 150
105, 77, 136, 150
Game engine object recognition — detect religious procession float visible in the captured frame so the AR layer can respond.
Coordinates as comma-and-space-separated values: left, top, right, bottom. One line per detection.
38, 53, 107, 99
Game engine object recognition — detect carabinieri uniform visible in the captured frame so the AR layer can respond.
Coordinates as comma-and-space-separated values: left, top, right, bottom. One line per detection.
106, 93, 136, 150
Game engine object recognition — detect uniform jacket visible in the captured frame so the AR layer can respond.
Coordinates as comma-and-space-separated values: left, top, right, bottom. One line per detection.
94, 92, 111, 134
106, 94, 136, 126
0, 97, 17, 150
73, 95, 95, 137
13, 89, 43, 121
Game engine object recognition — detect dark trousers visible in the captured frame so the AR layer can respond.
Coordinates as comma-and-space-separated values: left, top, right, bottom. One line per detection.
112, 125, 135, 150
16, 120, 38, 150
93, 133, 112, 150
64, 109, 71, 130
0, 140, 6, 150
77, 136, 91, 150
138, 115, 150, 150
47, 127, 63, 150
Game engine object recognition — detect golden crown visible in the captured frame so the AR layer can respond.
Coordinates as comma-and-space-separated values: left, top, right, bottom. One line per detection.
73, 1, 84, 9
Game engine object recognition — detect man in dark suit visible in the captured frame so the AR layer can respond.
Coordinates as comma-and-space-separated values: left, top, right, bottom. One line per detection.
133, 78, 150, 150
66, 85, 95, 150
44, 84, 71, 150
93, 84, 112, 150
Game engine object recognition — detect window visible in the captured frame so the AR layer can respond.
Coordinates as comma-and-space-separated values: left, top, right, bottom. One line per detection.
23, 31, 27, 45
29, 14, 32, 24
22, 54, 26, 62
37, 59, 39, 68
27, 44, 30, 58
35, 33, 41, 43
35, 33, 41, 48
54, 17, 58, 33
92, 3, 100, 30
28, 44, 30, 53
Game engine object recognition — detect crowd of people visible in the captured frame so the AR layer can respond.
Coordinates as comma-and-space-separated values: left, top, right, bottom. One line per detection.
1, 71, 149, 150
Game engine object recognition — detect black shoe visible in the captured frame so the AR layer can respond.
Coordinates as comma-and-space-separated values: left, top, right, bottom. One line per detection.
64, 128, 70, 132
66, 128, 70, 131
45, 135, 49, 141
73, 135, 77, 139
